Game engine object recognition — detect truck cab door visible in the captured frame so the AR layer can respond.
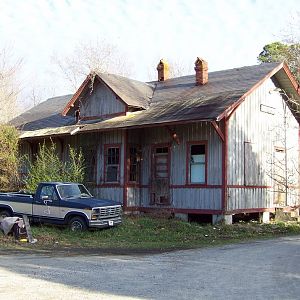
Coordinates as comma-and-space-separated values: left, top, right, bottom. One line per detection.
33, 185, 61, 220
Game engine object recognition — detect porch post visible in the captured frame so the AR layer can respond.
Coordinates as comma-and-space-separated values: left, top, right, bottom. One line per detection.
123, 129, 128, 208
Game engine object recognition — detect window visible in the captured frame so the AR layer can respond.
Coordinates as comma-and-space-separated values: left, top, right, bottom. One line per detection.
105, 146, 120, 183
40, 185, 58, 201
188, 143, 206, 184
129, 146, 140, 182
83, 147, 97, 183
154, 147, 169, 179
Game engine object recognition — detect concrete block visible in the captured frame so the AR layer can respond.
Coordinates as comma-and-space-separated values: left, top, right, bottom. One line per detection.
212, 214, 232, 225
261, 212, 270, 224
175, 213, 188, 222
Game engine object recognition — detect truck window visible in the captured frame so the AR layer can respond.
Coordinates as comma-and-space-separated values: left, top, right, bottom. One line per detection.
40, 185, 58, 201
57, 184, 92, 200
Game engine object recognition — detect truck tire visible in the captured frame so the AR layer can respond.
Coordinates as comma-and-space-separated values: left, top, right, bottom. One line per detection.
0, 209, 12, 219
68, 216, 87, 231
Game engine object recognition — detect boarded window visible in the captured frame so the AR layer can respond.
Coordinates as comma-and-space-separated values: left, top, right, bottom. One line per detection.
105, 147, 120, 183
189, 144, 206, 184
129, 146, 140, 182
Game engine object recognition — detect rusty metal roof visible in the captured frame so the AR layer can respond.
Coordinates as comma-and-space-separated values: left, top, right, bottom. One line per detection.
13, 62, 287, 138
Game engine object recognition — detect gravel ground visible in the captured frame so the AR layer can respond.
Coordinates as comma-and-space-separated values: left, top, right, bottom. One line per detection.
0, 236, 300, 299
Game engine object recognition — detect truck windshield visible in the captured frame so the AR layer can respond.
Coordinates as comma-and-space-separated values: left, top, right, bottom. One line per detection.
56, 184, 92, 199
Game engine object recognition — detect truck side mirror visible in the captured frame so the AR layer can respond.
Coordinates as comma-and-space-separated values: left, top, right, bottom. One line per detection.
41, 195, 49, 200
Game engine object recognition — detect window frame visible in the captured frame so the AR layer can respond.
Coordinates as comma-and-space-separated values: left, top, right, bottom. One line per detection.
82, 146, 97, 184
104, 144, 121, 183
186, 141, 208, 185
128, 145, 141, 184
151, 144, 171, 182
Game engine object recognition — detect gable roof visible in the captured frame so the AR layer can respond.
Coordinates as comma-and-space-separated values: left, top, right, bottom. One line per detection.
62, 73, 154, 116
14, 61, 300, 138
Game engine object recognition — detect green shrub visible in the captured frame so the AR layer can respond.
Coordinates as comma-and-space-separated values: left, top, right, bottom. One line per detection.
0, 125, 20, 191
25, 141, 85, 191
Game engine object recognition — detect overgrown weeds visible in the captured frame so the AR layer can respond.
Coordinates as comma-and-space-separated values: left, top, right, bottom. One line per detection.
1, 216, 300, 252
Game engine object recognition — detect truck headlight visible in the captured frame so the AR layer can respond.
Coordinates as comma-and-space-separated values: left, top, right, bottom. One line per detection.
91, 209, 100, 220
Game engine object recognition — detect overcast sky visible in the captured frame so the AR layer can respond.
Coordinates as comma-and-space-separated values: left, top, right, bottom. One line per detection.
0, 0, 299, 110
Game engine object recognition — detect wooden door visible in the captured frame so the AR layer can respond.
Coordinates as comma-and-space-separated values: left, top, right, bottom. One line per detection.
150, 146, 170, 205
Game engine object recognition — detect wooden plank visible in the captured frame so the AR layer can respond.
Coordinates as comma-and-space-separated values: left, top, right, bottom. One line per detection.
22, 215, 36, 244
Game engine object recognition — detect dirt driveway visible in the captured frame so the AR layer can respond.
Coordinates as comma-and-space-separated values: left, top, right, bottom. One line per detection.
0, 236, 300, 299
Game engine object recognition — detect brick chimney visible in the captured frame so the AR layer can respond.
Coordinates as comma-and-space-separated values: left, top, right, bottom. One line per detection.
194, 57, 208, 85
157, 59, 169, 81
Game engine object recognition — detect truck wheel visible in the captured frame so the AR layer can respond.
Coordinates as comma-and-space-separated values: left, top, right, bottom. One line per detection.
69, 216, 87, 231
0, 209, 12, 219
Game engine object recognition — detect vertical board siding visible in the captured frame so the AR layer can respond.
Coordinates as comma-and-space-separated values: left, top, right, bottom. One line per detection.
171, 188, 222, 210
227, 188, 272, 210
92, 187, 123, 202
228, 78, 299, 210
141, 123, 222, 186
127, 187, 141, 206
134, 123, 223, 209
81, 81, 125, 117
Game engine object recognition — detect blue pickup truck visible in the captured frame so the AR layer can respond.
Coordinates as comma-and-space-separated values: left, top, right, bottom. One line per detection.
0, 182, 122, 231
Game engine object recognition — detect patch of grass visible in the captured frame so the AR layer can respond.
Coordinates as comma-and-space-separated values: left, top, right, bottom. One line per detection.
1, 216, 300, 252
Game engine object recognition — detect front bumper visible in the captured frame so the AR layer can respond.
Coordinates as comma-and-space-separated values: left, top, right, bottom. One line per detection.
89, 217, 122, 228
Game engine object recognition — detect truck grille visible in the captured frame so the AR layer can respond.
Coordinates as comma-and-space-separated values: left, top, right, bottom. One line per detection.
98, 206, 122, 218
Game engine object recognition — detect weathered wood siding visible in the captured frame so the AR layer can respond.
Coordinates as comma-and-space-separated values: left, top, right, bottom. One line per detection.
64, 130, 125, 202
227, 78, 299, 211
80, 80, 125, 118
127, 122, 223, 210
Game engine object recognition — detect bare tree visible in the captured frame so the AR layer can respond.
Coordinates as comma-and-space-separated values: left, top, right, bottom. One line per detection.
52, 39, 133, 91
266, 88, 300, 207
0, 47, 22, 123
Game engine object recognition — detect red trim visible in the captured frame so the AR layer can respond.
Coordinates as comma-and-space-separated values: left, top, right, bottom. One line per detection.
103, 144, 121, 184
125, 184, 223, 189
127, 184, 149, 188
228, 185, 272, 189
186, 141, 208, 185
211, 121, 224, 141
124, 206, 223, 215
95, 184, 123, 188
81, 112, 126, 121
217, 62, 285, 121
123, 130, 128, 208
222, 117, 228, 212
282, 62, 300, 96
226, 208, 275, 214
62, 75, 91, 116
171, 184, 221, 189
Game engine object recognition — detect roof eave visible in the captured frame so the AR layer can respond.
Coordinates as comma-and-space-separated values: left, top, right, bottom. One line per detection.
216, 62, 285, 121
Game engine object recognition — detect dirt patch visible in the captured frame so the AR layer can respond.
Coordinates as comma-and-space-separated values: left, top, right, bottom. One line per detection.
0, 245, 184, 257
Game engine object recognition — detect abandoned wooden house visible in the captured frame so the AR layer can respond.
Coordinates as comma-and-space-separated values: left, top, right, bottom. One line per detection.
11, 58, 300, 224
